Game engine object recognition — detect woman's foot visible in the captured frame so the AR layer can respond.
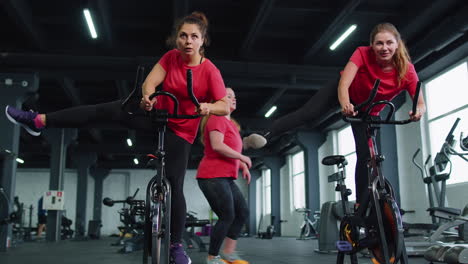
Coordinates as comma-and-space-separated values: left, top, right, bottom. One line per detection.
221, 252, 249, 264
170, 243, 192, 264
5, 105, 43, 136
206, 255, 226, 264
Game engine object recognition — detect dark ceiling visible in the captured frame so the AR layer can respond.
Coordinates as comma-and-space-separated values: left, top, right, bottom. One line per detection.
1, 0, 467, 169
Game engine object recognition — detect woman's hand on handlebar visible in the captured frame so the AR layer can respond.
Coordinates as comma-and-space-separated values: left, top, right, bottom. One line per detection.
341, 102, 358, 117
197, 102, 211, 116
409, 108, 423, 121
140, 95, 157, 112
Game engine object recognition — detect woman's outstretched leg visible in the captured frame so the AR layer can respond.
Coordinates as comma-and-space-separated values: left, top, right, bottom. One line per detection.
5, 100, 152, 135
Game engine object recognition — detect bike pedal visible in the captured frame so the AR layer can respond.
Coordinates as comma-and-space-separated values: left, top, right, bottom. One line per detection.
336, 241, 353, 252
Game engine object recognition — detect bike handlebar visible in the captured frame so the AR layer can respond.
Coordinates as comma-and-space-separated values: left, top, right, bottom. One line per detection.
148, 69, 200, 119
343, 79, 422, 125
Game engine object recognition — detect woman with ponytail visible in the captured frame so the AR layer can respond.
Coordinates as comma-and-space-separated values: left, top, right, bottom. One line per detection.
338, 22, 426, 204
6, 11, 229, 264
246, 23, 426, 205
197, 87, 251, 264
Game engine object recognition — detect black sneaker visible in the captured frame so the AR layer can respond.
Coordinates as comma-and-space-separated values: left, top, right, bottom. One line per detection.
5, 105, 42, 136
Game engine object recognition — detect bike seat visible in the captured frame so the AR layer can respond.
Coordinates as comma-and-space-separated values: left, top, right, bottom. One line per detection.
322, 155, 348, 166
296, 208, 311, 213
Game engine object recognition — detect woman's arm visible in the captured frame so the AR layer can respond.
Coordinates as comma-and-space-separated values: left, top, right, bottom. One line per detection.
209, 130, 252, 168
140, 63, 166, 111
198, 96, 229, 116
239, 161, 251, 184
337, 61, 359, 116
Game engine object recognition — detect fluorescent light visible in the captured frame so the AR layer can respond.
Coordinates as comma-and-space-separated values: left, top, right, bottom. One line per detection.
330, 24, 357, 51
83, 9, 98, 39
126, 138, 133, 147
264, 106, 277, 118
16, 158, 24, 164
133, 158, 139, 165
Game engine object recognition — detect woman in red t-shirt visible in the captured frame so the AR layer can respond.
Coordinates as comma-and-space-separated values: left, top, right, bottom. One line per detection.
197, 88, 251, 264
244, 23, 426, 204
5, 12, 229, 264
337, 23, 426, 203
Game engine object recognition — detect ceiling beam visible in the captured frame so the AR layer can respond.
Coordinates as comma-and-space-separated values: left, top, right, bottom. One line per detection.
1, 52, 341, 88
2, 0, 46, 50
401, 0, 459, 42
240, 0, 276, 58
173, 0, 189, 23
410, 5, 468, 64
303, 0, 361, 61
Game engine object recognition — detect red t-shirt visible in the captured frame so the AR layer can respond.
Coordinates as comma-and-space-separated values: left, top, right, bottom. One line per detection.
156, 49, 227, 143
196, 115, 242, 179
347, 46, 419, 115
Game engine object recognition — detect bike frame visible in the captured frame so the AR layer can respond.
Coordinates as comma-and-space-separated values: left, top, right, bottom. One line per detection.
336, 79, 421, 264
123, 67, 200, 264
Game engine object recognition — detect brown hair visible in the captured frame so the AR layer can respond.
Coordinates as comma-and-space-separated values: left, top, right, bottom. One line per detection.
166, 11, 210, 56
370, 23, 411, 86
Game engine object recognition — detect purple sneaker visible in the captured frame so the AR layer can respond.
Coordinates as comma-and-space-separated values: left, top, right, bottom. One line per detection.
170, 243, 192, 264
5, 105, 42, 136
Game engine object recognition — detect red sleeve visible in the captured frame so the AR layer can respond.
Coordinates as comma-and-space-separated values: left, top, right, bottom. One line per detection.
403, 63, 419, 97
349, 47, 365, 68
157, 49, 176, 72
206, 116, 227, 134
208, 68, 227, 101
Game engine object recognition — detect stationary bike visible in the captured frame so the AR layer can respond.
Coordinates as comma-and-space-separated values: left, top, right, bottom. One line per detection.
122, 66, 200, 264
324, 79, 421, 264
296, 208, 319, 239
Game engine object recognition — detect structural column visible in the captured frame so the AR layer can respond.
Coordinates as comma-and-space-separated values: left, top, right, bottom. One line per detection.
0, 73, 38, 251
43, 128, 77, 242
377, 125, 400, 203
90, 166, 110, 238
248, 169, 260, 236
295, 130, 325, 214
72, 151, 97, 239
262, 156, 283, 236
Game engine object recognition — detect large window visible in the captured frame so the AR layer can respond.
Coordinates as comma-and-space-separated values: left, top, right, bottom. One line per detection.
262, 168, 271, 215
425, 61, 468, 184
290, 151, 306, 209
337, 125, 357, 201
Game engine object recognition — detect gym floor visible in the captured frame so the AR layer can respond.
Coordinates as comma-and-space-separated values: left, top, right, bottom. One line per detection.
0, 236, 431, 264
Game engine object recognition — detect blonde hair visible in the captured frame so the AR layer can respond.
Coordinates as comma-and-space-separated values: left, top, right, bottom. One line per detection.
199, 115, 240, 146
370, 23, 411, 86
200, 87, 240, 145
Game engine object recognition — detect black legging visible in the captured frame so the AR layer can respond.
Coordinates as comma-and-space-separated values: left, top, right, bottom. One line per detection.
268, 77, 340, 139
197, 178, 249, 256
46, 100, 191, 243
47, 100, 155, 130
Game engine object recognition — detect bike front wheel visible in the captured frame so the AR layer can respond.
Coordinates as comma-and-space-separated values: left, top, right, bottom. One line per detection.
151, 201, 163, 264
368, 197, 404, 264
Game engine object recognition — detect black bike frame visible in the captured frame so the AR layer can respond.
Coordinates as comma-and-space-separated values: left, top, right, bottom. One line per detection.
124, 67, 200, 264
339, 79, 421, 264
